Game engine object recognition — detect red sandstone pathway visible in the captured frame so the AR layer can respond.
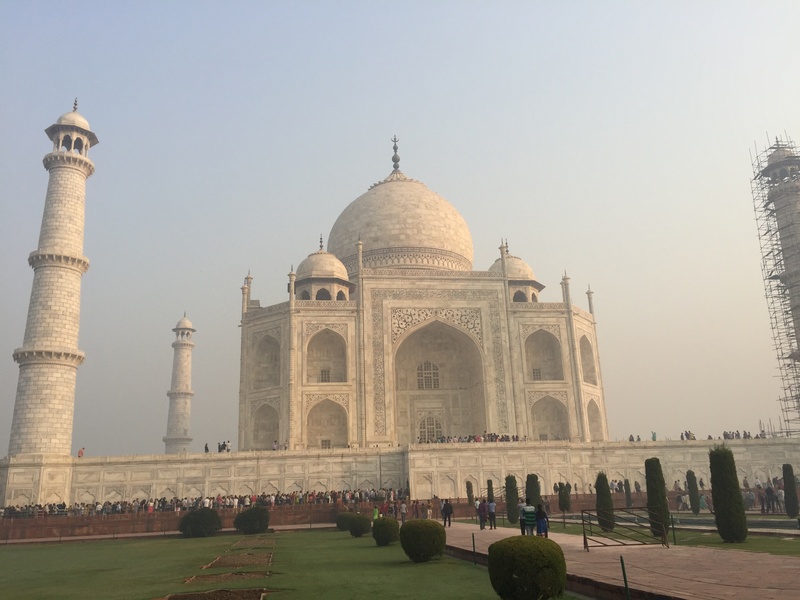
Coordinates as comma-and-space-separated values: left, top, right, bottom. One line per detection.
443, 522, 800, 600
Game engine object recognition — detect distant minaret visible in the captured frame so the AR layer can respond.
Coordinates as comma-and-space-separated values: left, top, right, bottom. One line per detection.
8, 102, 98, 456
163, 315, 195, 454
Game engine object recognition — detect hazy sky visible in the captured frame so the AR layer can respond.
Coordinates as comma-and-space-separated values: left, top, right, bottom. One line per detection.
2, 2, 799, 456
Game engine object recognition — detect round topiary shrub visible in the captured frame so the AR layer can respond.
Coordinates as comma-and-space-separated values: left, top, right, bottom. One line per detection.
372, 516, 400, 546
348, 513, 372, 538
336, 511, 357, 531
399, 519, 446, 563
179, 507, 222, 538
233, 506, 270, 534
488, 536, 566, 600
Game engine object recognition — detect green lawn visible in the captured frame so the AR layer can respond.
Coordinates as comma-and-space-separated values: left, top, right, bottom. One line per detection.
0, 529, 579, 599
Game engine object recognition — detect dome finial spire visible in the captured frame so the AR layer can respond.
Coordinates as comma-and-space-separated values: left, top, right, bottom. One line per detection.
391, 135, 400, 171
319, 234, 324, 250
73, 98, 78, 112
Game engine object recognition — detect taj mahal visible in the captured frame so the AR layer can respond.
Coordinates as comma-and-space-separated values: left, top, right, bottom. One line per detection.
1, 106, 797, 507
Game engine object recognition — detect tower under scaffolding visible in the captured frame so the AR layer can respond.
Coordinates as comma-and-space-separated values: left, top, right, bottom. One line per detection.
751, 136, 800, 436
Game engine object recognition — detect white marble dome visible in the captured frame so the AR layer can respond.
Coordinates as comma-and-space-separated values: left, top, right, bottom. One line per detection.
57, 110, 91, 131
489, 255, 536, 280
174, 315, 194, 330
328, 169, 474, 272
296, 249, 349, 281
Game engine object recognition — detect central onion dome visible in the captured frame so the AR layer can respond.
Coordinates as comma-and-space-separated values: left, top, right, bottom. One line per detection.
327, 139, 473, 273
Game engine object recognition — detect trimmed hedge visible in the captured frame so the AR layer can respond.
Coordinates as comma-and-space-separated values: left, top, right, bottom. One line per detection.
526, 474, 543, 509
349, 514, 372, 538
399, 519, 446, 563
505, 475, 519, 525
645, 457, 670, 540
784, 464, 799, 519
372, 517, 400, 546
336, 511, 357, 531
595, 472, 614, 532
179, 507, 221, 538
233, 506, 270, 534
686, 470, 700, 516
709, 445, 747, 542
488, 535, 566, 600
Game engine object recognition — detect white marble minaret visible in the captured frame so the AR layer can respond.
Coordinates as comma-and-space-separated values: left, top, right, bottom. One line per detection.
8, 102, 98, 456
163, 315, 195, 453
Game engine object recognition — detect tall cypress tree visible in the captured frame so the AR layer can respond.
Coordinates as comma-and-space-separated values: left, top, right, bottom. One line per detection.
784, 464, 799, 519
645, 457, 670, 540
558, 482, 571, 527
505, 475, 519, 524
623, 479, 633, 509
686, 470, 700, 516
466, 481, 474, 507
709, 445, 747, 543
526, 474, 542, 507
595, 472, 615, 531
487, 479, 495, 503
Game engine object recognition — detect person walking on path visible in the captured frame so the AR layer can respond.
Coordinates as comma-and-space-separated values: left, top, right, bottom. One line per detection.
400, 500, 407, 524
517, 499, 527, 535
478, 498, 488, 530
522, 498, 537, 535
535, 503, 549, 538
487, 498, 497, 529
442, 499, 453, 527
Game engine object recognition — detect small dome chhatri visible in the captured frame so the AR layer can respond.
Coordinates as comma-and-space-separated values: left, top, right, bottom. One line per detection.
296, 237, 349, 282
174, 313, 195, 331
56, 98, 91, 130
489, 254, 536, 281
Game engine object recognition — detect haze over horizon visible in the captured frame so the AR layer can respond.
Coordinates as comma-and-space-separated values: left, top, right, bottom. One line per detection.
2, 2, 799, 456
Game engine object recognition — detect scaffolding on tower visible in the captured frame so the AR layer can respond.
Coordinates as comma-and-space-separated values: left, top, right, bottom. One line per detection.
751, 136, 800, 436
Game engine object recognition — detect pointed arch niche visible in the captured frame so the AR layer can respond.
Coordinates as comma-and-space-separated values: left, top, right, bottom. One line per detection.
394, 320, 486, 444
306, 399, 348, 448
306, 329, 347, 383
530, 395, 569, 441
587, 399, 604, 441
252, 404, 279, 450
525, 329, 564, 381
580, 335, 598, 385
254, 335, 280, 388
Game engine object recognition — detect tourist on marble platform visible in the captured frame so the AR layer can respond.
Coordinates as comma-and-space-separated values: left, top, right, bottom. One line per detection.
441, 499, 453, 527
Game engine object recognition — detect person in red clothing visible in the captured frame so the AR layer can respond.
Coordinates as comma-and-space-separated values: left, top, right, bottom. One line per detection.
77, 447, 84, 458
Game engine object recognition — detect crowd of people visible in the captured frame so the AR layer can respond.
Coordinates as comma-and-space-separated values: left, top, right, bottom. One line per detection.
0, 487, 410, 520
418, 432, 526, 444
626, 430, 770, 442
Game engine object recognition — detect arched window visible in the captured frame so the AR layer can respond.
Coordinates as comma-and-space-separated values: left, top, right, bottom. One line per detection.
336, 290, 347, 300
417, 361, 440, 389
254, 335, 280, 388
580, 336, 598, 385
513, 290, 528, 302
306, 329, 347, 383
316, 288, 331, 300
300, 290, 311, 300
525, 330, 564, 380
419, 415, 443, 442
587, 400, 604, 441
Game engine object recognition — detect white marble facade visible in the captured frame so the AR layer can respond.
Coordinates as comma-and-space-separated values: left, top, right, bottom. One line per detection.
239, 155, 609, 453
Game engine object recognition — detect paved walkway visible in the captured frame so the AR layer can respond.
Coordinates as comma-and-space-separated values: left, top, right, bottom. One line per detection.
443, 522, 800, 600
